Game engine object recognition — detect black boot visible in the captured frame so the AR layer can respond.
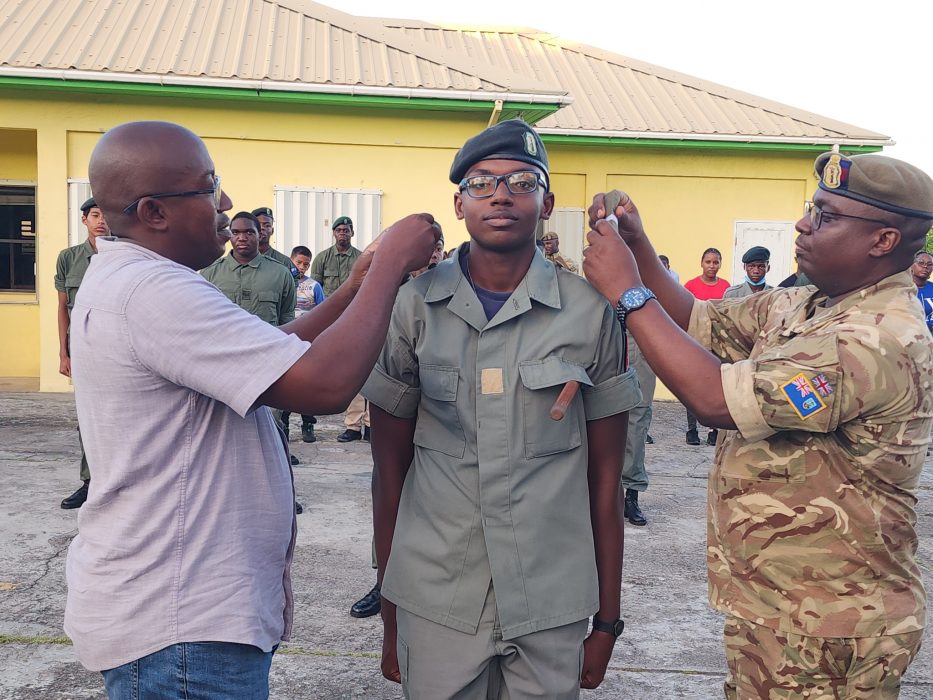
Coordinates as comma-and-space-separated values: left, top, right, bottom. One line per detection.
337, 429, 362, 443
624, 488, 647, 526
706, 429, 719, 446
350, 583, 382, 618
61, 480, 90, 510
301, 422, 316, 443
685, 428, 700, 445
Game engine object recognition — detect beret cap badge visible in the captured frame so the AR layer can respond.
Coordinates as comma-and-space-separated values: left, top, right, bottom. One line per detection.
524, 131, 538, 157
822, 154, 844, 189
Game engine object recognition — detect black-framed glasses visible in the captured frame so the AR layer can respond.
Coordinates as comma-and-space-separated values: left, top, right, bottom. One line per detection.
458, 171, 547, 199
122, 175, 222, 215
803, 201, 893, 231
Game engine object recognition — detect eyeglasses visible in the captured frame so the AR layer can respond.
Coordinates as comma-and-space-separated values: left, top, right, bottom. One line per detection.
122, 175, 222, 215
914, 258, 933, 268
458, 171, 547, 199
803, 201, 893, 231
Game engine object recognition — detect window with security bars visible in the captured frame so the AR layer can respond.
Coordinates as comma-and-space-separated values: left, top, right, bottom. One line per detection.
0, 186, 36, 291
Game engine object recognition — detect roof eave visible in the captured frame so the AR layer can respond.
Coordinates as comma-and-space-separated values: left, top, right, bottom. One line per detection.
536, 127, 892, 151
0, 67, 573, 108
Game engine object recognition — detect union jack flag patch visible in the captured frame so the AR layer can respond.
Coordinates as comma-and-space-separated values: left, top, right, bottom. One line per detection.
781, 372, 827, 420
812, 373, 834, 397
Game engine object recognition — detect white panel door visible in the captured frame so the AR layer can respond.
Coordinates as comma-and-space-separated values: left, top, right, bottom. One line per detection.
273, 186, 382, 258
67, 179, 93, 246
548, 208, 585, 274
731, 221, 796, 287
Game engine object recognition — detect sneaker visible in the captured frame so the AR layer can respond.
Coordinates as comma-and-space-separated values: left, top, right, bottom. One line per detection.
685, 429, 700, 446
706, 429, 719, 446
61, 480, 90, 510
363, 426, 371, 442
350, 583, 382, 618
301, 423, 316, 443
337, 429, 363, 443
624, 489, 647, 526
645, 434, 654, 444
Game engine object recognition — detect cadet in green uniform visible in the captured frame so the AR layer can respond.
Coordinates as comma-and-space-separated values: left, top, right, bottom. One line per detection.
722, 245, 772, 299
201, 211, 296, 326
365, 120, 641, 698
540, 231, 579, 273
55, 197, 110, 509
583, 152, 933, 699
252, 206, 299, 278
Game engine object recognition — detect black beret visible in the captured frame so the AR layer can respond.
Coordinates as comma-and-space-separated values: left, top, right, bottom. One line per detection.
449, 119, 549, 185
80, 197, 97, 213
251, 207, 274, 219
814, 152, 933, 220
741, 246, 770, 264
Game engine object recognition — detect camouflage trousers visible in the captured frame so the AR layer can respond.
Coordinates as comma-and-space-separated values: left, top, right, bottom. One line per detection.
723, 616, 922, 699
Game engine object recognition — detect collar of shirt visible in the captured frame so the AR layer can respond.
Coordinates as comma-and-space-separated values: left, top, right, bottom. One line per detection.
423, 243, 561, 332
80, 238, 97, 260
226, 252, 263, 269
781, 270, 916, 337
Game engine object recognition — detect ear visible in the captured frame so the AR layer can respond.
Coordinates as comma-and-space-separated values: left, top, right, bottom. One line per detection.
135, 198, 171, 232
868, 227, 901, 258
454, 192, 465, 220
539, 191, 556, 221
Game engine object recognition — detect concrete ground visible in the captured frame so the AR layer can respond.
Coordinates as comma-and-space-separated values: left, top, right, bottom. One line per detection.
0, 391, 931, 699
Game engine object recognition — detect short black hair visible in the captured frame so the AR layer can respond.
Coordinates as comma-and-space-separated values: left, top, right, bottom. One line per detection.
291, 245, 312, 258
231, 211, 260, 231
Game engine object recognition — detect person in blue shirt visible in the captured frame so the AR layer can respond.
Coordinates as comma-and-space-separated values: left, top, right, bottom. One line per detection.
910, 250, 933, 333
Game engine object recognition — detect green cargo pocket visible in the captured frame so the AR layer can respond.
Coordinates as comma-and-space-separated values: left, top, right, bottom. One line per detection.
413, 365, 466, 458
519, 357, 592, 458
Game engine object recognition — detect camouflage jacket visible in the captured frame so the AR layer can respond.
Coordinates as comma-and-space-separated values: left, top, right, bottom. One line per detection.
689, 270, 931, 637
545, 252, 578, 274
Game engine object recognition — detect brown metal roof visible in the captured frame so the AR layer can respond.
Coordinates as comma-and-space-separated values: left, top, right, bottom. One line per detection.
0, 0, 888, 143
380, 21, 889, 144
0, 0, 563, 95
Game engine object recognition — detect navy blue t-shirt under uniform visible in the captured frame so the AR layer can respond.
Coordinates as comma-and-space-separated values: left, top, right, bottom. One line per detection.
460, 252, 512, 321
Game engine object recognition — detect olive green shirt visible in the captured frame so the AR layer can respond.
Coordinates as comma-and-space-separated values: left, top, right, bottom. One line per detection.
54, 239, 96, 311
263, 247, 299, 278
309, 244, 362, 297
200, 252, 296, 325
691, 270, 931, 638
362, 246, 641, 640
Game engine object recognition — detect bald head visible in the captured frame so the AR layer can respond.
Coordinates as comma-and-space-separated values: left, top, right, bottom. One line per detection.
88, 121, 232, 269
89, 121, 214, 230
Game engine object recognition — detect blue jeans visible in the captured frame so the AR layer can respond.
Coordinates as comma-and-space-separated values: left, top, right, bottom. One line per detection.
102, 642, 274, 699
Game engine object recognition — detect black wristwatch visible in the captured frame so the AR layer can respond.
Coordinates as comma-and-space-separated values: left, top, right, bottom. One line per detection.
615, 286, 656, 326
592, 616, 625, 637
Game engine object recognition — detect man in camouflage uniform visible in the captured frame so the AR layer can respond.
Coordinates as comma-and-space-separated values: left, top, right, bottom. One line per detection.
541, 231, 578, 273
54, 197, 109, 509
582, 152, 933, 698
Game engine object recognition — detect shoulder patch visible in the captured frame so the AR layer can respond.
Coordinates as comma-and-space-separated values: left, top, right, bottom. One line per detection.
781, 372, 827, 419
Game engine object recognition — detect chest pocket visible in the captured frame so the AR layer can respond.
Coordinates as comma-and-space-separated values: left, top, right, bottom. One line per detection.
519, 357, 592, 458
413, 365, 466, 458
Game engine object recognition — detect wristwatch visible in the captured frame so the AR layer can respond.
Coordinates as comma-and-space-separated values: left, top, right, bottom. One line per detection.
615, 286, 657, 325
592, 616, 625, 637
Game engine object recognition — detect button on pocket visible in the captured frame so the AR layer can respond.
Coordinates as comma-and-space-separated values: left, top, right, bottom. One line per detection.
413, 365, 465, 458
519, 357, 592, 458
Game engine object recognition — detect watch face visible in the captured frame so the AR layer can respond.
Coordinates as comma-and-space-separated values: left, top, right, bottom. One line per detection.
622, 288, 648, 309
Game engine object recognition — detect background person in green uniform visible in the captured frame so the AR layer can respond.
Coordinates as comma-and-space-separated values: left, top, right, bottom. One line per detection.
252, 206, 299, 279
365, 119, 641, 698
55, 197, 109, 509
582, 152, 933, 699
311, 217, 370, 443
201, 211, 296, 326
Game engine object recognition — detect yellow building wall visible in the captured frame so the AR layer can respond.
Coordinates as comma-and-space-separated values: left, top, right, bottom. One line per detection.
0, 87, 820, 395
0, 128, 39, 377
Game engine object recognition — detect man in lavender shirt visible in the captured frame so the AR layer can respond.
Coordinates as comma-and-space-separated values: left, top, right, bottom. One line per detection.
65, 121, 439, 698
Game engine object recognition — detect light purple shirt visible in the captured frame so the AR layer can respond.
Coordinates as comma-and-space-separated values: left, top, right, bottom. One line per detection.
65, 237, 310, 671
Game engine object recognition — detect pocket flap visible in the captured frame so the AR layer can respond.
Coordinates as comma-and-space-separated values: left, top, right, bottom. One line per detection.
518, 357, 592, 391
419, 365, 459, 401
